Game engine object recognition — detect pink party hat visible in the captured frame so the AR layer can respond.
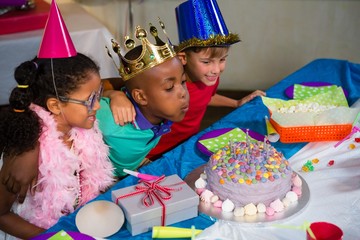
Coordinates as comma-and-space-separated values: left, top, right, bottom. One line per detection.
37, 0, 77, 58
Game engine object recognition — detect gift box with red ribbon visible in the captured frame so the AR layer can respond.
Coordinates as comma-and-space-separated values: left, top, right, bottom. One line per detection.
111, 174, 199, 236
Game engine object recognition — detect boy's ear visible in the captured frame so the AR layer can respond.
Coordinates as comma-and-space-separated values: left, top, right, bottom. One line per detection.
47, 97, 62, 115
132, 89, 148, 105
177, 52, 187, 65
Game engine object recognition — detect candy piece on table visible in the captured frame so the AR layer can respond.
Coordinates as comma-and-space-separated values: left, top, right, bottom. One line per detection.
349, 143, 356, 149
302, 160, 315, 172
123, 169, 159, 181
355, 138, 360, 143
328, 160, 335, 166
152, 226, 202, 239
311, 158, 319, 164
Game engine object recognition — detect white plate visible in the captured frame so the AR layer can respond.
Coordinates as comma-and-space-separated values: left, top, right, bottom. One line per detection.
75, 200, 124, 238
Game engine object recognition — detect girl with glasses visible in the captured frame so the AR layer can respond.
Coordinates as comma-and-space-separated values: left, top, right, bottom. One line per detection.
0, 53, 115, 239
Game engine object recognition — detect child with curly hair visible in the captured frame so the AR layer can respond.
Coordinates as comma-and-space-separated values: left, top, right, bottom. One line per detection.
0, 1, 114, 238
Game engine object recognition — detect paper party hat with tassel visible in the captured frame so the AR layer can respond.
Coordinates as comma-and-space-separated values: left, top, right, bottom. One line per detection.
37, 0, 77, 58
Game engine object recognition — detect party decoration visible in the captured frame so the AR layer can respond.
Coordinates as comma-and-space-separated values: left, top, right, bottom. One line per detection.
37, 0, 77, 58
123, 169, 159, 181
265, 116, 280, 142
152, 226, 202, 239
273, 221, 316, 239
175, 0, 240, 52
110, 21, 175, 81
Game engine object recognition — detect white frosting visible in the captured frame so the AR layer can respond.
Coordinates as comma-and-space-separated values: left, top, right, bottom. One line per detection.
256, 203, 266, 213
244, 203, 257, 216
213, 200, 223, 208
292, 174, 302, 187
210, 195, 219, 203
282, 197, 291, 208
233, 207, 245, 217
195, 177, 207, 189
200, 173, 207, 180
285, 191, 298, 203
269, 199, 284, 212
222, 199, 235, 212
200, 189, 214, 203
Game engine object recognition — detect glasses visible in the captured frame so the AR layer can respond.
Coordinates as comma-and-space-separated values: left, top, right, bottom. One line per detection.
59, 84, 103, 113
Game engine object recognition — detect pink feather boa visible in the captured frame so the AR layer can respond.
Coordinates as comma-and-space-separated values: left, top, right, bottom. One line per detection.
13, 104, 115, 229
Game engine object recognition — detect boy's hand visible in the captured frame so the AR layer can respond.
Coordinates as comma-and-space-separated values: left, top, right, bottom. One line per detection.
237, 90, 266, 107
107, 90, 136, 126
0, 142, 39, 203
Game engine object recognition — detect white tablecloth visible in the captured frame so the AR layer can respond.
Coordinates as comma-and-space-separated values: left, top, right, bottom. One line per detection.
196, 133, 360, 240
0, 2, 119, 106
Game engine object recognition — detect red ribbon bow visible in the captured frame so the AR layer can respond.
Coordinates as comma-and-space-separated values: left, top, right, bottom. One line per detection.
116, 175, 184, 226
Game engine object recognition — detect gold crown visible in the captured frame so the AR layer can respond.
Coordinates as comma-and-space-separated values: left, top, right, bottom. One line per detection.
111, 21, 176, 81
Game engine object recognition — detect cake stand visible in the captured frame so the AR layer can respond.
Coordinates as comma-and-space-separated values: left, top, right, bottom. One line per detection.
184, 165, 310, 226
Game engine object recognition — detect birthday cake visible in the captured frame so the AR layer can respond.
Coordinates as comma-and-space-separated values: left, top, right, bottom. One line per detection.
195, 140, 302, 216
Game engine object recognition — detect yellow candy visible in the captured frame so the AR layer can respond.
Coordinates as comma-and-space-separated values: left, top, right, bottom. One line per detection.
312, 158, 319, 164
349, 143, 356, 149
212, 166, 217, 170
238, 178, 245, 184
234, 164, 240, 169
263, 173, 269, 178
302, 166, 309, 172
